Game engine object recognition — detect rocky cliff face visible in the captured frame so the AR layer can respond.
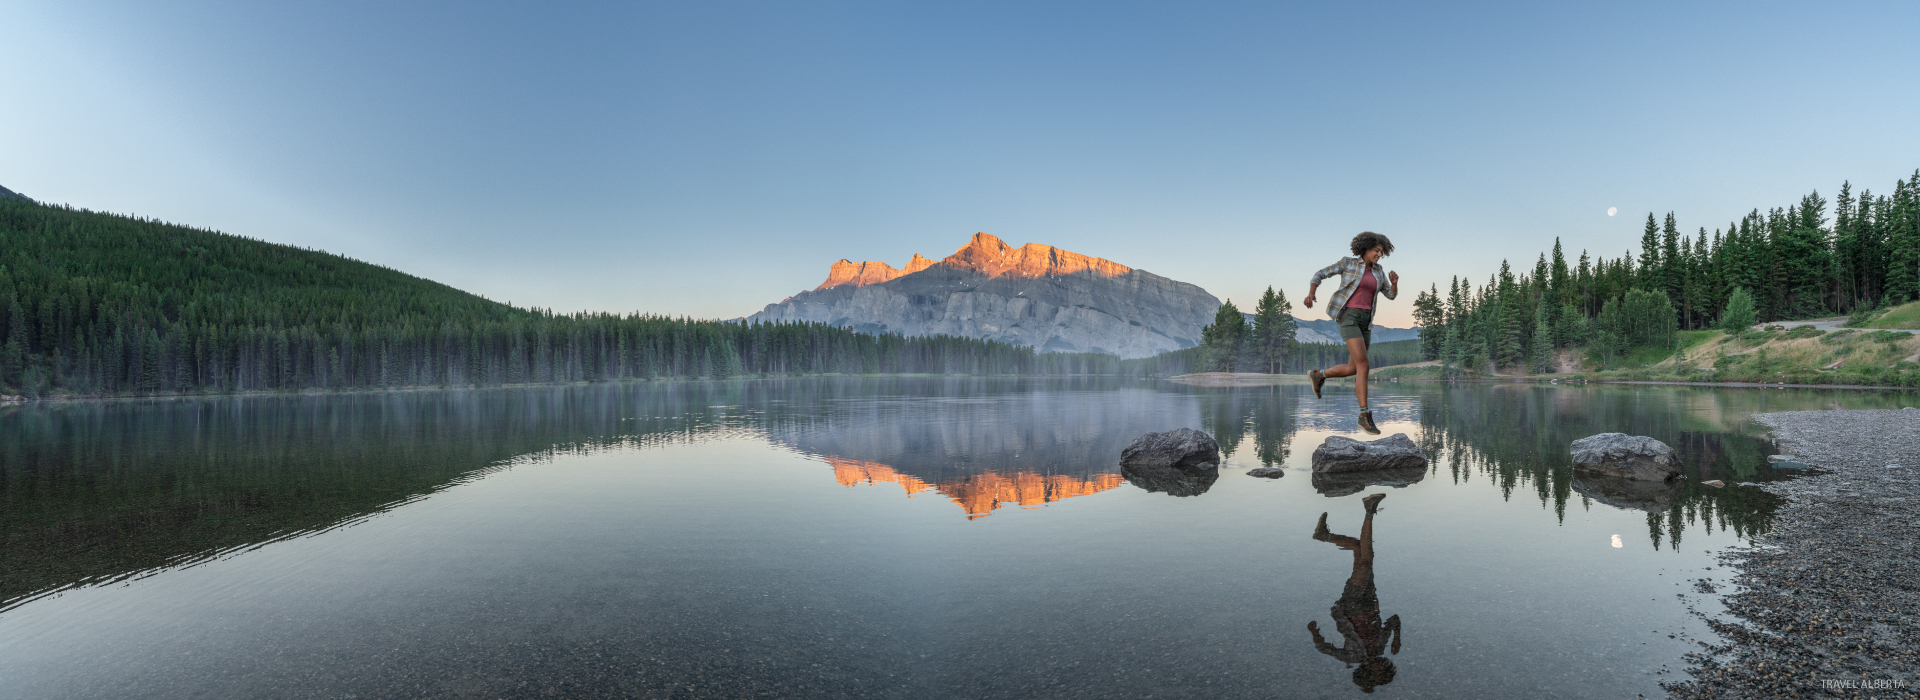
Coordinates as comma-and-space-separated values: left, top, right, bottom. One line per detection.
749, 233, 1219, 358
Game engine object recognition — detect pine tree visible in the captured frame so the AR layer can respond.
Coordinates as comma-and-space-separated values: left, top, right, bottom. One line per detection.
1412, 284, 1444, 360
1661, 212, 1683, 300
1550, 238, 1571, 306
1639, 213, 1662, 288
1200, 300, 1248, 373
1530, 299, 1554, 374
1249, 287, 1297, 374
1496, 261, 1525, 368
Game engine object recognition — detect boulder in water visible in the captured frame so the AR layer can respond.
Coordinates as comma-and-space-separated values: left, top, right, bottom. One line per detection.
1120, 428, 1221, 470
1570, 433, 1680, 481
1310, 434, 1428, 474
1247, 467, 1286, 479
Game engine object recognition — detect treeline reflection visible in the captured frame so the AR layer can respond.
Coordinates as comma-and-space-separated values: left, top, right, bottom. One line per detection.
3, 378, 1890, 611
1177, 382, 1889, 550
0, 378, 1140, 608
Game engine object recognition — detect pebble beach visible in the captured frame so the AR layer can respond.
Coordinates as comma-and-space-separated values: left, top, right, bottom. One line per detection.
1667, 409, 1920, 699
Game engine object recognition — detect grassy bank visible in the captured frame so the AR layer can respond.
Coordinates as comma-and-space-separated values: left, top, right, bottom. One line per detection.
1853, 300, 1920, 329
1405, 325, 1920, 388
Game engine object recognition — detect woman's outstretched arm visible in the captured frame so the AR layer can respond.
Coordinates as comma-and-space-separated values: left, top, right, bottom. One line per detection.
1305, 259, 1347, 308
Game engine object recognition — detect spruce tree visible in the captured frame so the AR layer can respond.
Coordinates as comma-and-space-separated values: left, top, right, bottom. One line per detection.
1639, 213, 1662, 288
1661, 212, 1683, 300
1412, 284, 1444, 360
1550, 238, 1571, 306
1249, 287, 1296, 374
1530, 300, 1553, 374
1200, 300, 1248, 373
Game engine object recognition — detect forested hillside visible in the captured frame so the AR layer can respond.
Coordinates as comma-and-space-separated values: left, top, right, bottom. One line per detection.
0, 200, 1113, 398
1414, 169, 1920, 374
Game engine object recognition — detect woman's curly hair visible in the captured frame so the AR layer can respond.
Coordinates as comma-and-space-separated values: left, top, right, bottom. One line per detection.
1350, 231, 1394, 257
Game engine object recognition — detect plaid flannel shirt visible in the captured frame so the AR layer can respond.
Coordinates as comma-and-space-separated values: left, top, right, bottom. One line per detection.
1308, 257, 1397, 320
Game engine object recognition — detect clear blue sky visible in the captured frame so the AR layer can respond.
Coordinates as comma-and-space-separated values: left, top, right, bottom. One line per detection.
5, 1, 1917, 327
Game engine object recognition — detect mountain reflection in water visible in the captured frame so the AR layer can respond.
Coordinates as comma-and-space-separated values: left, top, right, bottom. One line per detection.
829, 457, 1125, 519
768, 386, 1189, 518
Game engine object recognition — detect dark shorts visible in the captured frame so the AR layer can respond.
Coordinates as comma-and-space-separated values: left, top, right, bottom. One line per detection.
1338, 307, 1373, 346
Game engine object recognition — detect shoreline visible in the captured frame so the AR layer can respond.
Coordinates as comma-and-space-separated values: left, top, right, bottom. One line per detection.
1164, 372, 1920, 393
1666, 409, 1920, 699
0, 373, 1143, 407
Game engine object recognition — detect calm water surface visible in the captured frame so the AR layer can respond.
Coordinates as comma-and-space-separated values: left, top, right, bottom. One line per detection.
2, 378, 1911, 698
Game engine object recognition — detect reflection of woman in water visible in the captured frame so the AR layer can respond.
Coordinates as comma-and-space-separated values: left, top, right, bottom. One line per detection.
1308, 493, 1402, 692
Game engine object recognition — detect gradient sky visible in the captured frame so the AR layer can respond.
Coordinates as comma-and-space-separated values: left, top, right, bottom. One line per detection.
5, 1, 1917, 327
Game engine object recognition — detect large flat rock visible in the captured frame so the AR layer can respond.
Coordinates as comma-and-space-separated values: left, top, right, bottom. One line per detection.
1311, 434, 1428, 474
1570, 433, 1681, 481
1120, 428, 1221, 470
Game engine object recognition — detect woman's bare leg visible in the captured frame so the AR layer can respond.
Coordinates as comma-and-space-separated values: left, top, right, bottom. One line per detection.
1320, 337, 1370, 407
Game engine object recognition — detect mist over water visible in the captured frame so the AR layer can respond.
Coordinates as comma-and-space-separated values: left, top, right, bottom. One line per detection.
1, 379, 1908, 698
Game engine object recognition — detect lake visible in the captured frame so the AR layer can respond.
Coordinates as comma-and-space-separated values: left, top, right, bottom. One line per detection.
2, 378, 1910, 698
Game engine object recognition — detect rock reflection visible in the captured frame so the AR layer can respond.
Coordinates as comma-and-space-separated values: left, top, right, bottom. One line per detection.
1568, 473, 1682, 514
1311, 467, 1426, 498
1118, 461, 1219, 497
1308, 494, 1402, 692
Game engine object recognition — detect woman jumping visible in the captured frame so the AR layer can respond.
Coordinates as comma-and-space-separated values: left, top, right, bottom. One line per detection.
1304, 232, 1399, 435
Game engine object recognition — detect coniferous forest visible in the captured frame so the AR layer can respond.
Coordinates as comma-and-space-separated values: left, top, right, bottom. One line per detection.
0, 199, 1121, 398
1413, 170, 1920, 374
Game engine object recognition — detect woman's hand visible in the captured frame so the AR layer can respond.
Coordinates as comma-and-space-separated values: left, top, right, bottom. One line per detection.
1387, 271, 1399, 287
1303, 293, 1316, 309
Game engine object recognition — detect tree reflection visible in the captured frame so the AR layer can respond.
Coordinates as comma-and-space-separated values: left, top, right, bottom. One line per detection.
1192, 385, 1299, 468
1414, 384, 1807, 549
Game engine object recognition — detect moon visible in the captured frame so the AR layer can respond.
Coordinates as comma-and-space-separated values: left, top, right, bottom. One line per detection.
1607, 207, 1618, 217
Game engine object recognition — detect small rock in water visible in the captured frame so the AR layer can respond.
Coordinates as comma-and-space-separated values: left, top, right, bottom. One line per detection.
1766, 454, 1798, 463
1702, 480, 1725, 488
1246, 467, 1285, 479
1570, 433, 1681, 481
1738, 482, 1761, 487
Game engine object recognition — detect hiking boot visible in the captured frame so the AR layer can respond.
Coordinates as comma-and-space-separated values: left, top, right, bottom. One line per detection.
1357, 410, 1380, 435
1362, 493, 1385, 514
1309, 370, 1325, 398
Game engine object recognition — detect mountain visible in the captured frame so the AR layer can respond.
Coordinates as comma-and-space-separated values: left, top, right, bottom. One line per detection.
0, 185, 30, 202
749, 233, 1220, 359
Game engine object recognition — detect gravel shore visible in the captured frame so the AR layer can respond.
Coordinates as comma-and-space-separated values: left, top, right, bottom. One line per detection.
1667, 409, 1920, 699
